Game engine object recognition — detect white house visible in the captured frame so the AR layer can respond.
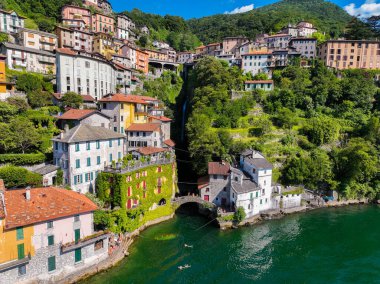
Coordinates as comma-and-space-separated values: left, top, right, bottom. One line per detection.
0, 9, 25, 34
176, 51, 194, 64
56, 48, 117, 100
0, 42, 55, 74
241, 51, 273, 77
245, 80, 274, 91
52, 124, 125, 193
289, 38, 317, 59
126, 123, 162, 152
265, 34, 292, 49
297, 21, 317, 37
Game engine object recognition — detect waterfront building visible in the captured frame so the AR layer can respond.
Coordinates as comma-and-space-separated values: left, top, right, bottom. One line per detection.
0, 9, 25, 34
16, 28, 57, 52
56, 26, 94, 53
56, 109, 111, 129
56, 48, 117, 100
241, 50, 273, 77
52, 124, 125, 193
0, 42, 55, 74
126, 123, 163, 152
318, 40, 380, 70
91, 13, 114, 34
0, 182, 109, 284
244, 80, 274, 91
61, 5, 92, 30
289, 38, 317, 59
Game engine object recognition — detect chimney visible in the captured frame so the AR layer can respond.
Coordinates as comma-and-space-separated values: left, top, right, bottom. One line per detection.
25, 186, 31, 201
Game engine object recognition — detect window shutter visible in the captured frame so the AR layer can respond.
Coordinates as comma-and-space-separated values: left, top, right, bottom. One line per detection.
17, 244, 25, 260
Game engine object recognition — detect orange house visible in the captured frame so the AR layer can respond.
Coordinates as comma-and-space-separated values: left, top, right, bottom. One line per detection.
135, 49, 149, 74
0, 55, 14, 94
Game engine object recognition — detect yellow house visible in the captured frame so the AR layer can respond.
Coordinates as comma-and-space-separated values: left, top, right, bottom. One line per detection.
93, 32, 117, 60
99, 93, 148, 134
0, 180, 35, 268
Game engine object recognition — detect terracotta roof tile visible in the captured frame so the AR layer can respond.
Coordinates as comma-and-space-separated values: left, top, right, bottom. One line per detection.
126, 123, 161, 132
163, 139, 175, 147
98, 93, 148, 104
149, 115, 172, 122
208, 162, 230, 176
56, 48, 77, 56
81, 94, 95, 102
137, 147, 167, 155
56, 109, 97, 120
4, 187, 97, 229
242, 51, 273, 56
197, 176, 209, 189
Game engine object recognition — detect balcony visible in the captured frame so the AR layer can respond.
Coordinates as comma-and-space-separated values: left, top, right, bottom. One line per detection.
40, 38, 55, 45
0, 256, 30, 273
61, 231, 109, 253
38, 56, 55, 64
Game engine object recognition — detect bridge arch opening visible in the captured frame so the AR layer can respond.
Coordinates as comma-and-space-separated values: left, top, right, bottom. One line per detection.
159, 198, 166, 206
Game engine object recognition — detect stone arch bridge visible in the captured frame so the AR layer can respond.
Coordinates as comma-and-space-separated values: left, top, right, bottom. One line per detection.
172, 196, 216, 208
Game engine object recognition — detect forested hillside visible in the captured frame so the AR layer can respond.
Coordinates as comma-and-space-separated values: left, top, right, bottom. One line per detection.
188, 0, 352, 44
122, 9, 201, 51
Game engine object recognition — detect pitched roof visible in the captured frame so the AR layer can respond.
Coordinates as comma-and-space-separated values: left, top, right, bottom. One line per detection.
52, 124, 124, 143
241, 150, 273, 169
197, 176, 209, 189
231, 171, 259, 194
126, 123, 161, 132
208, 162, 230, 176
149, 115, 172, 122
56, 48, 77, 56
31, 164, 59, 176
3, 187, 97, 230
245, 80, 274, 84
81, 94, 95, 102
163, 139, 175, 147
137, 147, 167, 155
98, 93, 148, 104
56, 109, 107, 120
242, 50, 273, 56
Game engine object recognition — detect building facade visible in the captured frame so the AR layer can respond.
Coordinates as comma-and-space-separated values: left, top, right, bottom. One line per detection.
289, 38, 317, 59
61, 5, 92, 29
91, 13, 114, 34
17, 29, 57, 52
56, 48, 117, 100
52, 124, 125, 193
241, 51, 273, 77
56, 26, 94, 53
176, 52, 194, 64
0, 9, 25, 34
245, 80, 274, 91
318, 40, 380, 70
265, 34, 292, 49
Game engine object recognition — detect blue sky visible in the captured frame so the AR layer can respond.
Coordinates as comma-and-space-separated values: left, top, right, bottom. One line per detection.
109, 0, 380, 19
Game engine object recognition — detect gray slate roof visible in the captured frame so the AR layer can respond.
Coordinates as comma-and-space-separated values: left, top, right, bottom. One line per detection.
2, 42, 55, 57
32, 164, 59, 175
52, 124, 125, 144
231, 170, 259, 194
241, 149, 273, 169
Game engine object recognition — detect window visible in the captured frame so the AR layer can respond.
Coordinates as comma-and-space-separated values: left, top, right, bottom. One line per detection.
86, 141, 91, 150
47, 221, 53, 229
256, 191, 259, 198
113, 127, 117, 132
118, 138, 121, 146
97, 156, 101, 165
18, 265, 26, 276
48, 256, 56, 272
121, 115, 124, 121
213, 175, 217, 179
96, 140, 100, 149
109, 140, 113, 147
16, 227, 24, 240
74, 229, 80, 243
260, 199, 263, 205
17, 244, 25, 260
75, 143, 80, 152
109, 154, 112, 162
235, 177, 238, 182
121, 127, 124, 134
87, 157, 91, 167
48, 235, 54, 246
74, 215, 80, 222
76, 159, 80, 168
54, 142, 59, 151
118, 152, 121, 160
75, 248, 82, 263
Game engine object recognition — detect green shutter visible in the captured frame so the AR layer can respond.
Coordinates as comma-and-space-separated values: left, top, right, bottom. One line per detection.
16, 227, 24, 240
75, 248, 82, 263
75, 229, 80, 243
17, 244, 25, 260
48, 256, 56, 271
48, 235, 54, 246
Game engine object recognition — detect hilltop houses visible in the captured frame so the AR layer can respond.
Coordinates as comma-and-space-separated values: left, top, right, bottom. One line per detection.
0, 182, 109, 284
0, 9, 25, 34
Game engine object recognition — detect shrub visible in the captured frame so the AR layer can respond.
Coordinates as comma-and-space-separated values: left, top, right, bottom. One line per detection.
0, 153, 45, 166
234, 206, 246, 223
0, 165, 42, 188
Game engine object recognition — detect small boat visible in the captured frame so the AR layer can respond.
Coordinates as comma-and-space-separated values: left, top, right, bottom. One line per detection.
178, 264, 191, 270
184, 244, 193, 248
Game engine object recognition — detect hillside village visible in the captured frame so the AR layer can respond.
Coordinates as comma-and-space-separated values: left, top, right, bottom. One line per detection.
0, 0, 379, 282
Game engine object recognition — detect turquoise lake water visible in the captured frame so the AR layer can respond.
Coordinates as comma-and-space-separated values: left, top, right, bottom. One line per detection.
84, 205, 380, 283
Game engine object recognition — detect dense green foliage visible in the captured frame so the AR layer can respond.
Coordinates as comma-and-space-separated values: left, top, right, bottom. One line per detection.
234, 207, 246, 223
123, 9, 201, 51
188, 0, 352, 44
61, 92, 83, 109
186, 56, 380, 199
0, 152, 45, 165
0, 165, 42, 188
94, 163, 176, 233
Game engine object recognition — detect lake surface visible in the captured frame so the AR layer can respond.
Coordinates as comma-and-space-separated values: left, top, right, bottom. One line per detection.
84, 205, 380, 284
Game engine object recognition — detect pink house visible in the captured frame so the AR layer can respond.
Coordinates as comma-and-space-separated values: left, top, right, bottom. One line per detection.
92, 13, 114, 34
61, 5, 92, 29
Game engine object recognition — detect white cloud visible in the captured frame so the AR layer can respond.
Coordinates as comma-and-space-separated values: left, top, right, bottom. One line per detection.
224, 4, 254, 14
344, 0, 380, 18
